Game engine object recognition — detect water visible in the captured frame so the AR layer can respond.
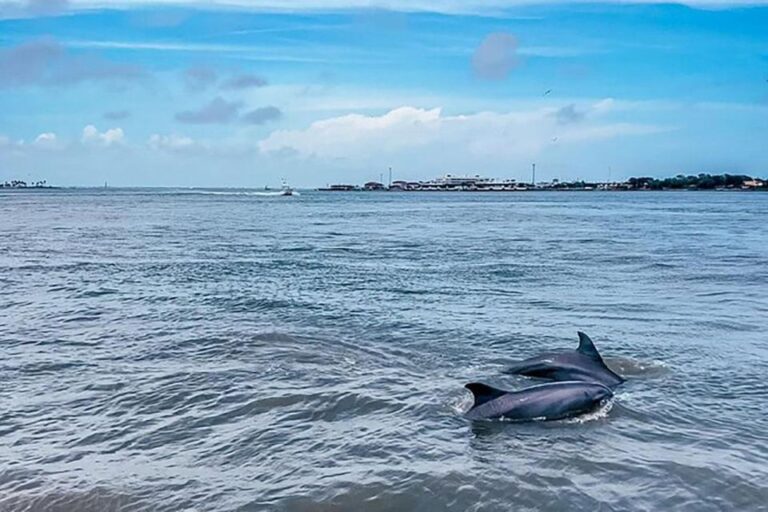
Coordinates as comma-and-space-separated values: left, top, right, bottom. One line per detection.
1, 189, 767, 511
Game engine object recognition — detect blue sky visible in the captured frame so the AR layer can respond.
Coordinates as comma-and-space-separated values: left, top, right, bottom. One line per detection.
1, 1, 767, 187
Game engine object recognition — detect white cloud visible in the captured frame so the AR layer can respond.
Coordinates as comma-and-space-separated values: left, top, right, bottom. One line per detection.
147, 133, 197, 152
258, 103, 669, 162
259, 106, 441, 158
592, 97, 616, 114
146, 132, 255, 157
82, 124, 125, 146
33, 131, 61, 149
1, 132, 60, 151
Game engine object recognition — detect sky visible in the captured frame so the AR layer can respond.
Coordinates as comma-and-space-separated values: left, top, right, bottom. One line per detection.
0, 0, 767, 187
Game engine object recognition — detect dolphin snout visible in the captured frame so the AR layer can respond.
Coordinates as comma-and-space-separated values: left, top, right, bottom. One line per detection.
595, 385, 614, 401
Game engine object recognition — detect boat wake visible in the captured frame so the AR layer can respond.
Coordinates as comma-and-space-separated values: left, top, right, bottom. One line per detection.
254, 191, 301, 197
166, 190, 299, 197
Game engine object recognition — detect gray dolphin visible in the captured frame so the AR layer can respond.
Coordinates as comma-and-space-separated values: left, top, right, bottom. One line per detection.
464, 380, 613, 421
504, 332, 625, 389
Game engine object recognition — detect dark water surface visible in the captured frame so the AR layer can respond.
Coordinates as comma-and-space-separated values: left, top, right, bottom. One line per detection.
1, 189, 767, 511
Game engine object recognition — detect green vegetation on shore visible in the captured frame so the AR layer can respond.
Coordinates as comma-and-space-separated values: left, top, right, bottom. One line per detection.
624, 174, 761, 190
547, 173, 764, 191
1, 180, 49, 189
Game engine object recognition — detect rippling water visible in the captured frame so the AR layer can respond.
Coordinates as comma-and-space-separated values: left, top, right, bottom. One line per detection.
1, 189, 767, 511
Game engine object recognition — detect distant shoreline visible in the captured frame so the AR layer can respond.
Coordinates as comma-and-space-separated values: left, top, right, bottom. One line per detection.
316, 187, 767, 193
318, 173, 767, 193
2, 172, 766, 193
0, 186, 60, 190
2, 187, 766, 194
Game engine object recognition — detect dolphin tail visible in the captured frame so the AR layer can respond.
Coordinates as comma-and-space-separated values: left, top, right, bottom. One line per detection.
465, 383, 507, 408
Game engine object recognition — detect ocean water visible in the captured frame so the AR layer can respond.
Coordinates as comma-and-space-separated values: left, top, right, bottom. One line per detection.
1, 189, 767, 512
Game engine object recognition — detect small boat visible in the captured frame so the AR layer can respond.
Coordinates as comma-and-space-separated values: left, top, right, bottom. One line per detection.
280, 179, 293, 196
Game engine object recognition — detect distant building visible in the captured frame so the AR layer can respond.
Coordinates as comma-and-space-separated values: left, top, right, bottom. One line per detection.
414, 174, 519, 191
389, 180, 424, 191
320, 173, 767, 193
743, 179, 765, 189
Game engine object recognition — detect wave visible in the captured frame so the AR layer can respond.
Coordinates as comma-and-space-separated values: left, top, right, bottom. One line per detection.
564, 398, 614, 424
605, 357, 670, 378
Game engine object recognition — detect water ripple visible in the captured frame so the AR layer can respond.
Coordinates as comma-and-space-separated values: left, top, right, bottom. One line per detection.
1, 190, 767, 511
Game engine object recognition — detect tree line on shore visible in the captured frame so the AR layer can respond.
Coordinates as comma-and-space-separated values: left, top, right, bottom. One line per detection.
0, 180, 49, 188
547, 173, 764, 190
624, 174, 759, 190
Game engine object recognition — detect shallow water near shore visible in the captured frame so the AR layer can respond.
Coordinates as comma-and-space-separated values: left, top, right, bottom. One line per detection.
1, 189, 767, 511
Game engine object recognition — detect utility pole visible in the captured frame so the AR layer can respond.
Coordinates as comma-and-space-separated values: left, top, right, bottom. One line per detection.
532, 163, 536, 187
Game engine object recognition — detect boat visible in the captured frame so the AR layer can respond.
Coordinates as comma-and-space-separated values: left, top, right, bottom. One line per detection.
280, 179, 294, 196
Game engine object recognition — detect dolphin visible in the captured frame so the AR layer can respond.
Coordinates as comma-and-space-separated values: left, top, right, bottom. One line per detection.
504, 332, 625, 389
464, 380, 613, 421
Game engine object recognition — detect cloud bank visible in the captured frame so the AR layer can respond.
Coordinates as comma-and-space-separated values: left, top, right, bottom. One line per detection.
222, 73, 268, 90
0, 0, 68, 18
0, 38, 145, 88
241, 106, 282, 125
184, 66, 217, 92
472, 32, 519, 81
259, 103, 668, 162
103, 110, 131, 120
3, 0, 766, 18
554, 104, 585, 124
175, 96, 242, 124
175, 97, 282, 125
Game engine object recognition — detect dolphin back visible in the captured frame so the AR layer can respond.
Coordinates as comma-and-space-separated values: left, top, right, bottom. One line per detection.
464, 381, 613, 421
505, 332, 625, 388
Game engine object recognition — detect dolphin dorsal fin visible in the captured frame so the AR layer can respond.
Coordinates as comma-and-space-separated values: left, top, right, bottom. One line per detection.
465, 383, 507, 408
577, 331, 603, 362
